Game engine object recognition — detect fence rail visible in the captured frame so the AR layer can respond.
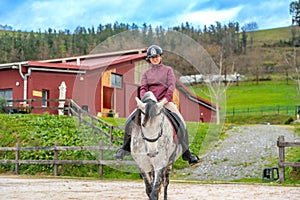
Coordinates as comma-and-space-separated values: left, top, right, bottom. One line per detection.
0, 141, 136, 178
277, 135, 300, 183
227, 105, 296, 116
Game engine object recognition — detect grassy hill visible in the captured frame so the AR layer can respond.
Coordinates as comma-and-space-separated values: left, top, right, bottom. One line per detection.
250, 26, 294, 46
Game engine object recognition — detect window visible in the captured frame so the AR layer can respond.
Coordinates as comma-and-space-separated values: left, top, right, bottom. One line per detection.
0, 89, 13, 106
111, 73, 122, 88
42, 90, 48, 107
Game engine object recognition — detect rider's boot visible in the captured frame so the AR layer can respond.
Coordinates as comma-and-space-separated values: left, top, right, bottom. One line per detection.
114, 133, 131, 160
114, 114, 135, 160
182, 149, 200, 166
179, 127, 200, 166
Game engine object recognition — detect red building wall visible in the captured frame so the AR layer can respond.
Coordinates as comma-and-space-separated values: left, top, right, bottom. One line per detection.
0, 69, 24, 100
27, 71, 76, 114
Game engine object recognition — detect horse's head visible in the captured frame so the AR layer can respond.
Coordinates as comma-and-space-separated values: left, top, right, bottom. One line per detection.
135, 92, 164, 128
135, 92, 165, 157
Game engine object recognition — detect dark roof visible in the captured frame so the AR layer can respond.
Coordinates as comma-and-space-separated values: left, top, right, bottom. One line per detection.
28, 50, 147, 71
0, 49, 147, 71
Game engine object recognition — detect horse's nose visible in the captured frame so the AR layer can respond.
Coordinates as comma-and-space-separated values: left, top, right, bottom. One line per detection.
147, 151, 159, 158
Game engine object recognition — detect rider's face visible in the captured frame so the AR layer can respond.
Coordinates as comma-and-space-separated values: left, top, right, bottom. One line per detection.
149, 55, 162, 65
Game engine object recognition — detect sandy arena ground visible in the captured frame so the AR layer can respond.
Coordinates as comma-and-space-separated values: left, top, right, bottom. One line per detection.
0, 175, 300, 200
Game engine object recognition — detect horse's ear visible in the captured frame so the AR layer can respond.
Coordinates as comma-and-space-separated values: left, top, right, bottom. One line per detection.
156, 101, 164, 110
135, 97, 146, 110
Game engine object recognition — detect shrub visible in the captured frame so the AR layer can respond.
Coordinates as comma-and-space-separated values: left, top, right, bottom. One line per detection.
0, 98, 7, 113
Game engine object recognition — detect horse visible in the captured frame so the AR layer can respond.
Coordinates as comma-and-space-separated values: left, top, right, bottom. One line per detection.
130, 91, 182, 200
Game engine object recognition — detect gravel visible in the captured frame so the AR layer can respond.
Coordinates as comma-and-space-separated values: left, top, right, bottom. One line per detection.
182, 125, 298, 181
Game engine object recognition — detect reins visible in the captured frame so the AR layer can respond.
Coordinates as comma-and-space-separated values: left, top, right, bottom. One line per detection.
138, 98, 165, 143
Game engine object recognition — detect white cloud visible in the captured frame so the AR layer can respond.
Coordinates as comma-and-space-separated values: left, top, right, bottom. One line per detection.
176, 6, 243, 28
0, 0, 292, 31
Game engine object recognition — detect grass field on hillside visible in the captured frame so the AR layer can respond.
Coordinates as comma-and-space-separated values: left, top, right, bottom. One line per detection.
250, 26, 293, 46
193, 80, 299, 115
226, 81, 299, 108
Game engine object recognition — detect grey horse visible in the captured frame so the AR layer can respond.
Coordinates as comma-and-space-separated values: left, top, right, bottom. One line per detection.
130, 91, 182, 200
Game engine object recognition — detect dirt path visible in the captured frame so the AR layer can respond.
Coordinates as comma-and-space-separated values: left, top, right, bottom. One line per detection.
0, 176, 300, 200
183, 125, 298, 181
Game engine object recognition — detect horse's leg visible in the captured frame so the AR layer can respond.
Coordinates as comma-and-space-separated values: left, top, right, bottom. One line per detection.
140, 171, 154, 198
163, 165, 171, 200
150, 167, 165, 200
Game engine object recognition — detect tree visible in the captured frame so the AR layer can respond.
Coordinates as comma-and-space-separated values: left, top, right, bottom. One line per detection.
290, 0, 300, 26
241, 22, 258, 32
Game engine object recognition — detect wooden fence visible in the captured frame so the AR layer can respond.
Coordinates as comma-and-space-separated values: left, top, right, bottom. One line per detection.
227, 105, 295, 116
277, 135, 300, 183
0, 141, 136, 178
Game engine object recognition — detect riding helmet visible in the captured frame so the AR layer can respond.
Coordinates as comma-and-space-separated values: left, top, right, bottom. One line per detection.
146, 45, 163, 60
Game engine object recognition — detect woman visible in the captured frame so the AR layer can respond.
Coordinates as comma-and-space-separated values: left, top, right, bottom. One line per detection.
115, 45, 199, 166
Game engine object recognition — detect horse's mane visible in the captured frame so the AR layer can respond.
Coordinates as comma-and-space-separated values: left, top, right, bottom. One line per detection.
135, 93, 158, 126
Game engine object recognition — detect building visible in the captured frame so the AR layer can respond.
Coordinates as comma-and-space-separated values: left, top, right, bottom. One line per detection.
0, 48, 215, 122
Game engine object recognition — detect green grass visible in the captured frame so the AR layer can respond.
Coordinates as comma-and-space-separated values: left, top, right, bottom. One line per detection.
192, 80, 299, 116
226, 81, 298, 109
250, 26, 294, 46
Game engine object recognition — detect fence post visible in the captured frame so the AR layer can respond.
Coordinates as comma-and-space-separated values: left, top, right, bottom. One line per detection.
54, 142, 58, 176
91, 117, 95, 136
110, 126, 113, 146
278, 135, 285, 183
79, 109, 82, 125
67, 100, 71, 116
15, 142, 20, 174
99, 140, 104, 179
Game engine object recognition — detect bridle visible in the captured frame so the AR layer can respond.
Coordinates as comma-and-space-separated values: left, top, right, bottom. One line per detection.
140, 106, 165, 143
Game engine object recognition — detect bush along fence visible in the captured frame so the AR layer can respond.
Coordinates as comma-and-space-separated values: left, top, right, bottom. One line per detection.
0, 140, 136, 178
277, 135, 300, 183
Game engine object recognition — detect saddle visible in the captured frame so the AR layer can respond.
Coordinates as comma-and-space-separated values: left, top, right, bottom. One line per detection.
126, 107, 185, 143
163, 108, 185, 136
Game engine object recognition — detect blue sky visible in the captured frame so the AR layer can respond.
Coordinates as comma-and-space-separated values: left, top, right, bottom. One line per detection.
0, 0, 294, 32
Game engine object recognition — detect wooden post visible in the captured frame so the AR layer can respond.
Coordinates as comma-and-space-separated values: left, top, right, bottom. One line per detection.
91, 117, 95, 136
110, 126, 113, 146
15, 142, 19, 174
54, 142, 58, 176
278, 135, 285, 183
67, 100, 71, 116
99, 140, 104, 179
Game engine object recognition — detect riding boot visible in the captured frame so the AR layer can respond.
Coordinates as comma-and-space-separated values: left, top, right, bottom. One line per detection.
114, 132, 131, 160
179, 127, 200, 166
114, 112, 135, 160
182, 149, 200, 166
